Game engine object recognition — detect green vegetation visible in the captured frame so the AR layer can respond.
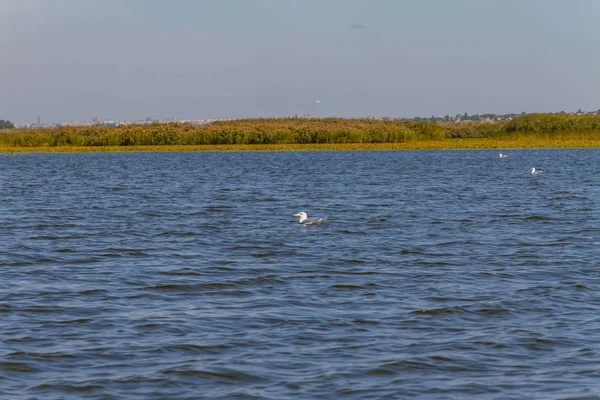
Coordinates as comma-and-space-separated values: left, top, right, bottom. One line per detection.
2, 114, 600, 151
505, 113, 600, 132
0, 118, 446, 147
0, 120, 15, 129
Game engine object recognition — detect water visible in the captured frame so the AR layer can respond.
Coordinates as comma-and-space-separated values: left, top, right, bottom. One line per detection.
1, 149, 600, 399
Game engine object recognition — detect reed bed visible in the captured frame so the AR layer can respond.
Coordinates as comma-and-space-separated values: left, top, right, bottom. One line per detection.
2, 114, 600, 151
0, 118, 446, 147
506, 113, 600, 132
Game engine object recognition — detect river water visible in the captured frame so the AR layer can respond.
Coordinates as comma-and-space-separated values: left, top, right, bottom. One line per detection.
1, 149, 600, 399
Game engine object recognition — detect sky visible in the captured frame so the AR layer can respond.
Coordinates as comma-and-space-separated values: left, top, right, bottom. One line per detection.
2, 0, 600, 123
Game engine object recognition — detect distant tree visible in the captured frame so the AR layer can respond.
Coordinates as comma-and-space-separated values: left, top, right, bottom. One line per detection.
0, 119, 15, 129
577, 108, 583, 114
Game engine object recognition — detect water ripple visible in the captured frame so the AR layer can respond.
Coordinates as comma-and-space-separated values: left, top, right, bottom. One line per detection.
2, 150, 600, 399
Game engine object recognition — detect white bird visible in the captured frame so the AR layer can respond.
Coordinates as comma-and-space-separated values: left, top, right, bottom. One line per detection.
293, 212, 326, 225
531, 167, 544, 175
499, 153, 508, 158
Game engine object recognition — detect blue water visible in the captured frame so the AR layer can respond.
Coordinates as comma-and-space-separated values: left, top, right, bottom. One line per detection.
1, 149, 600, 399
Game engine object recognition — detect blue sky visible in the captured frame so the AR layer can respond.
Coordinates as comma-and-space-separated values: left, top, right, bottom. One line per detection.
2, 0, 599, 123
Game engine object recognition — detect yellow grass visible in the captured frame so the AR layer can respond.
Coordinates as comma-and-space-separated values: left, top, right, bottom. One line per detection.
2, 137, 600, 153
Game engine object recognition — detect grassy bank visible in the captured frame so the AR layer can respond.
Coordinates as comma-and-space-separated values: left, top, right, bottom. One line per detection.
2, 137, 600, 153
2, 114, 600, 151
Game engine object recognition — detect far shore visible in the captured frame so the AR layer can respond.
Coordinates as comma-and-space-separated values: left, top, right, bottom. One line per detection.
2, 138, 600, 153
3, 115, 600, 151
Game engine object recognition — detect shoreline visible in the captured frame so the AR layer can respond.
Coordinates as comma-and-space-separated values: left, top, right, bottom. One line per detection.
2, 138, 600, 153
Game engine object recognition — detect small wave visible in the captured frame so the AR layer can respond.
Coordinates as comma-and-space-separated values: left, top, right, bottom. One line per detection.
43, 318, 91, 325
21, 306, 63, 314
21, 256, 60, 263
106, 248, 151, 257
145, 276, 284, 292
516, 285, 559, 293
522, 215, 557, 221
337, 258, 366, 264
159, 343, 230, 355
31, 234, 90, 241
353, 318, 380, 325
255, 196, 279, 202
204, 290, 253, 296
99, 253, 122, 257
480, 272, 515, 279
0, 361, 40, 373
429, 355, 455, 362
159, 270, 201, 276
8, 351, 77, 359
251, 252, 278, 258
336, 270, 377, 275
145, 284, 197, 292
401, 249, 456, 258
381, 359, 437, 371
98, 185, 124, 191
81, 289, 108, 294
400, 249, 422, 255
162, 367, 265, 382
204, 205, 234, 212
366, 367, 396, 375
416, 261, 460, 266
435, 240, 475, 247
232, 245, 267, 250
411, 306, 468, 315
367, 218, 387, 223
330, 284, 368, 289
34, 223, 78, 229
518, 240, 569, 247
475, 307, 511, 315
155, 231, 198, 237
30, 383, 103, 393
550, 196, 580, 201
0, 305, 12, 315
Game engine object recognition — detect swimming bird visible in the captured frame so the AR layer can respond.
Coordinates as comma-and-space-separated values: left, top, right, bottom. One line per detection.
531, 167, 544, 175
293, 212, 326, 225
499, 153, 508, 158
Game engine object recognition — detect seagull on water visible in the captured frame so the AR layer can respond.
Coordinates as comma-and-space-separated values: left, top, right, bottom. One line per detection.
531, 167, 544, 175
499, 153, 508, 158
293, 212, 326, 225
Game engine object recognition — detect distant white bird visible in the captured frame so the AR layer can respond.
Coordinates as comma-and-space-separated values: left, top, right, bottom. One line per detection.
531, 167, 544, 175
293, 212, 326, 225
316, 100, 321, 103
499, 153, 508, 158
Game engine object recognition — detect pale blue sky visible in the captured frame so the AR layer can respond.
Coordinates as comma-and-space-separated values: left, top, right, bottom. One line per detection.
2, 0, 599, 123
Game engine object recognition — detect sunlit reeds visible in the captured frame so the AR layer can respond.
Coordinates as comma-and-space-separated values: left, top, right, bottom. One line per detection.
0, 118, 445, 147
2, 114, 600, 151
506, 113, 600, 132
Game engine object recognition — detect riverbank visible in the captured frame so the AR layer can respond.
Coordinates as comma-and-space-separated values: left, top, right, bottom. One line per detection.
2, 137, 600, 152
2, 114, 600, 151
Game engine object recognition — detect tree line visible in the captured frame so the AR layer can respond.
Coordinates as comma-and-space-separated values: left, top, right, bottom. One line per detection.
0, 120, 14, 129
